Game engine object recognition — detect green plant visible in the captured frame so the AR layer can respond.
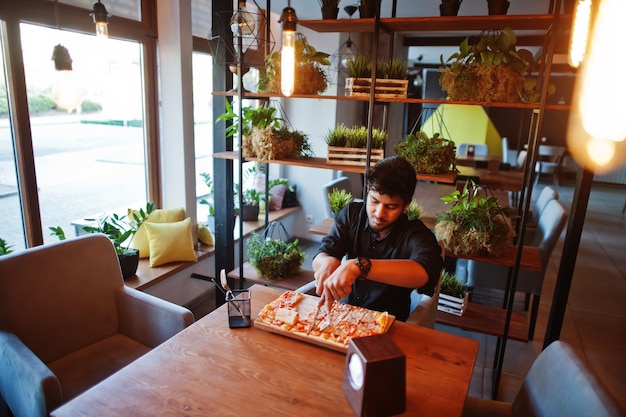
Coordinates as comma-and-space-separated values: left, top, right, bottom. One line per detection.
199, 172, 239, 216
440, 270, 467, 299
381, 57, 408, 79
245, 232, 305, 280
520, 75, 556, 103
50, 202, 156, 255
328, 188, 353, 215
347, 53, 408, 80
242, 188, 266, 206
439, 27, 535, 102
395, 131, 456, 174
216, 101, 282, 139
434, 181, 519, 257
0, 238, 13, 256
346, 53, 372, 78
323, 124, 387, 149
404, 200, 424, 221
258, 36, 331, 95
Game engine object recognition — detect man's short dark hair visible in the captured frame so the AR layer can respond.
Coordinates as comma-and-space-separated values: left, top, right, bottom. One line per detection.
366, 156, 416, 203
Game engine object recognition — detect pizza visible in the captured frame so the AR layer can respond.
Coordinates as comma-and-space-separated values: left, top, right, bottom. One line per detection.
256, 291, 391, 349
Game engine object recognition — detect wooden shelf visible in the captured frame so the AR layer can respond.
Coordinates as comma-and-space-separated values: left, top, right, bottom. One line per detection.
212, 90, 568, 110
436, 301, 529, 342
214, 151, 458, 183
300, 14, 572, 35
228, 262, 315, 292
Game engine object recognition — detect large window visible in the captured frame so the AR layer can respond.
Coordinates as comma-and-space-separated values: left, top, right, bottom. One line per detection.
0, 21, 25, 252
193, 51, 213, 223
20, 23, 148, 244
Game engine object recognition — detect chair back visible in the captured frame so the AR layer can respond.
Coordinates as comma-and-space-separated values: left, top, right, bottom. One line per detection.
514, 341, 622, 417
532, 199, 567, 268
457, 143, 489, 157
0, 234, 123, 363
533, 186, 559, 223
323, 176, 352, 218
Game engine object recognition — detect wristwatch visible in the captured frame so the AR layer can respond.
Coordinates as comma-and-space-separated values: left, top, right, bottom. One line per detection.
355, 257, 372, 280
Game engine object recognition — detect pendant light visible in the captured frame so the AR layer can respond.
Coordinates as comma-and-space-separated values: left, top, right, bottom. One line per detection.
568, 0, 592, 68
91, 1, 110, 39
567, 0, 626, 173
51, 44, 83, 112
279, 2, 298, 97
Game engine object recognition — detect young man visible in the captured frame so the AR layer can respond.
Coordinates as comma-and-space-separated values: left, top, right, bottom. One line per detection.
312, 156, 443, 321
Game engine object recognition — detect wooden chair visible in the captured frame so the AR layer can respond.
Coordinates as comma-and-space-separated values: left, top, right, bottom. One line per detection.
462, 341, 622, 417
0, 234, 194, 417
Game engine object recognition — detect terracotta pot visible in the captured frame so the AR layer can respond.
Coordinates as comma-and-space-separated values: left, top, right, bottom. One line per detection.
440, 3, 460, 16
487, 0, 510, 15
321, 5, 339, 19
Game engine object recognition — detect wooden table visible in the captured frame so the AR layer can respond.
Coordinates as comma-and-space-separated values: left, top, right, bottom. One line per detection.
51, 285, 479, 417
457, 166, 524, 193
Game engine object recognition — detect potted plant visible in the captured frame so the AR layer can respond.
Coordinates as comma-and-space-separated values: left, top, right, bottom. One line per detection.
245, 225, 305, 281
49, 202, 155, 279
437, 270, 469, 316
487, 0, 509, 15
216, 101, 313, 160
440, 0, 463, 16
0, 238, 13, 256
345, 53, 409, 98
319, 0, 340, 19
324, 124, 387, 167
240, 188, 266, 221
395, 131, 456, 174
328, 188, 353, 216
404, 200, 425, 221
358, 0, 378, 18
439, 27, 535, 103
258, 35, 331, 96
434, 181, 518, 258
199, 172, 239, 230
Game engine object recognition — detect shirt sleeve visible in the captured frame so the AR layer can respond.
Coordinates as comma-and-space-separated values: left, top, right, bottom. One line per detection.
314, 202, 361, 261
408, 222, 443, 296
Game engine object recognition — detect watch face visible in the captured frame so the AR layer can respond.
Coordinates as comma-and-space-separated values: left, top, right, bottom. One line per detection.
348, 353, 364, 390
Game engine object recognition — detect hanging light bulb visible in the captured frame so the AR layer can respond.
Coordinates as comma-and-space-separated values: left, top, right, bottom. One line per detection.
567, 0, 626, 173
90, 1, 110, 39
230, 1, 256, 38
568, 0, 592, 68
280, 3, 298, 97
340, 36, 356, 68
51, 44, 83, 113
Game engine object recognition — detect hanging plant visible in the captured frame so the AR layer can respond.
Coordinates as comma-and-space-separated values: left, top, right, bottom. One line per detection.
246, 222, 305, 281
439, 27, 535, 102
395, 131, 456, 174
434, 181, 519, 257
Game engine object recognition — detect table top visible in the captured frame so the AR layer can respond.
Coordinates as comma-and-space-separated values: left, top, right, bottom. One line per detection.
51, 285, 479, 417
457, 166, 524, 192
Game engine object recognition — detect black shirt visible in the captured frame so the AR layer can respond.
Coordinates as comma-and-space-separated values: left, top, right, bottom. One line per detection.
315, 202, 443, 321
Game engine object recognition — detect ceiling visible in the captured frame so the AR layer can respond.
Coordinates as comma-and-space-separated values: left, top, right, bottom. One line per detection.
263, 0, 569, 65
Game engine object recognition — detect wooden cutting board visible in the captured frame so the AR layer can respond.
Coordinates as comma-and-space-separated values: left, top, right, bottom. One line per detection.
254, 291, 395, 353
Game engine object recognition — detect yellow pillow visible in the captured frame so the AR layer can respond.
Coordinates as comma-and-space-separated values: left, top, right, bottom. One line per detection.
144, 218, 197, 267
129, 207, 185, 258
197, 223, 214, 246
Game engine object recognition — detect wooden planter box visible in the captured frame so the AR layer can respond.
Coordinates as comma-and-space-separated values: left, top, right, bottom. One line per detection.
327, 146, 384, 167
437, 292, 469, 316
345, 78, 408, 98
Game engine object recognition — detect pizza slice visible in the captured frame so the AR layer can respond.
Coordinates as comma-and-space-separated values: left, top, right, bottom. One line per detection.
257, 291, 305, 331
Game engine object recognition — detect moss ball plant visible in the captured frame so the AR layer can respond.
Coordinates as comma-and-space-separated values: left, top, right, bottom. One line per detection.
395, 131, 456, 174
246, 232, 305, 281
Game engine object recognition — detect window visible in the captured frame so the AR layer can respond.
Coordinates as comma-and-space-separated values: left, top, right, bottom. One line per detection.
0, 21, 26, 252
20, 23, 148, 243
193, 50, 213, 223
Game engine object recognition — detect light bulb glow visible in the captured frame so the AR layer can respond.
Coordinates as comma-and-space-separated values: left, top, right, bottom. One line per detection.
281, 30, 295, 96
95, 22, 108, 39
568, 0, 592, 68
230, 2, 256, 37
578, 0, 626, 143
586, 137, 615, 166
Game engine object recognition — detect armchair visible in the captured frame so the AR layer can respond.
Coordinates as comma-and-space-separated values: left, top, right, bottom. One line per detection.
462, 341, 622, 417
0, 234, 194, 417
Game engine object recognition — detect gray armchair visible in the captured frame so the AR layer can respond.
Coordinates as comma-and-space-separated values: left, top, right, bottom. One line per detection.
458, 199, 567, 339
462, 341, 622, 417
0, 234, 194, 417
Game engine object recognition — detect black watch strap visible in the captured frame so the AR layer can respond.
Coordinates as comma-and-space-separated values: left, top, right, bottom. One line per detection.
355, 256, 371, 280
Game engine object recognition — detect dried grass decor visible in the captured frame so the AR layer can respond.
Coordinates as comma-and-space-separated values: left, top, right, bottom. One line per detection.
434, 181, 519, 257
439, 27, 534, 103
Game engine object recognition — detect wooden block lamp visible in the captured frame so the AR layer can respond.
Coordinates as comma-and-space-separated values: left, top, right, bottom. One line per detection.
342, 334, 406, 417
